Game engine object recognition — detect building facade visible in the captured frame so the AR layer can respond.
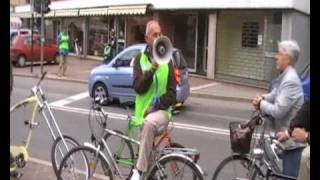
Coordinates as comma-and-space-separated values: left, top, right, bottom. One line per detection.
11, 0, 310, 88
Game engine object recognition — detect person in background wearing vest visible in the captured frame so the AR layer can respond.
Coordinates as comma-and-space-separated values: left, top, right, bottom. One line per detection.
57, 28, 70, 77
130, 20, 176, 180
103, 42, 112, 64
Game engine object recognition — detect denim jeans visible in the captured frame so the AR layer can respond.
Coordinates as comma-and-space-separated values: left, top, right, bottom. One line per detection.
281, 147, 304, 178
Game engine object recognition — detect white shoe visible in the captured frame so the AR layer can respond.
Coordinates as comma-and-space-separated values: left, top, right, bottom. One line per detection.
130, 169, 141, 180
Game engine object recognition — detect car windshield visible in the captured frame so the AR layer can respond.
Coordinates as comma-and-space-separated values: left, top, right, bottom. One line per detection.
11, 35, 19, 46
172, 50, 188, 69
10, 32, 18, 45
19, 31, 29, 35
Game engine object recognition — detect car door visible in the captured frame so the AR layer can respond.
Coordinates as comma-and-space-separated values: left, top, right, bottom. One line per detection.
43, 39, 55, 62
21, 36, 39, 62
27, 36, 41, 62
108, 48, 141, 101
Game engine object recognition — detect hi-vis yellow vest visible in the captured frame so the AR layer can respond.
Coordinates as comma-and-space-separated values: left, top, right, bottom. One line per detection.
131, 53, 171, 127
58, 33, 69, 50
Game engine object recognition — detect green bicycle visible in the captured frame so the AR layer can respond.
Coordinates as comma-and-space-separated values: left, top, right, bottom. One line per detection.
101, 103, 200, 177
10, 72, 81, 178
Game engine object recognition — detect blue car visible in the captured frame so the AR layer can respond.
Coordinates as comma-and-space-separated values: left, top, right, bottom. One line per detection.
301, 76, 310, 101
269, 66, 310, 101
88, 44, 190, 107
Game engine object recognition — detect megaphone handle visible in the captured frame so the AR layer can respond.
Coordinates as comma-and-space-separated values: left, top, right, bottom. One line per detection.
153, 74, 159, 96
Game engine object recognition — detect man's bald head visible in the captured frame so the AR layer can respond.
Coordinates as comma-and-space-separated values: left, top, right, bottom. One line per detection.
145, 20, 161, 47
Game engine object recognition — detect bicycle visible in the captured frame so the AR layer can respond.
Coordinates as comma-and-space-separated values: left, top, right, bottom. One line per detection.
10, 72, 81, 178
212, 110, 296, 180
57, 99, 204, 180
91, 100, 200, 177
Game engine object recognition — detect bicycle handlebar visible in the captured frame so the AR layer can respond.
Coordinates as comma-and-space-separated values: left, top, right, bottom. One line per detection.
240, 110, 274, 129
270, 136, 285, 150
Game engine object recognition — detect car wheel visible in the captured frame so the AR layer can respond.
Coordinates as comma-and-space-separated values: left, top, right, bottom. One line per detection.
93, 82, 110, 105
17, 55, 26, 67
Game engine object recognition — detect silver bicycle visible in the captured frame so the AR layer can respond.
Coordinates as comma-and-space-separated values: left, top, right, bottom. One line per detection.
212, 110, 296, 180
56, 99, 204, 180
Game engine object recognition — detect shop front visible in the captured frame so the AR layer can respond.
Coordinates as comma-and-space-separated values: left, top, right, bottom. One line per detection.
156, 11, 209, 75
215, 11, 282, 87
14, 4, 151, 60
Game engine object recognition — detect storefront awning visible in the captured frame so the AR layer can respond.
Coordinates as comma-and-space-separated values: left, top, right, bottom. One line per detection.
79, 7, 108, 16
10, 12, 31, 18
10, 17, 22, 29
107, 5, 148, 15
55, 9, 79, 17
45, 11, 55, 17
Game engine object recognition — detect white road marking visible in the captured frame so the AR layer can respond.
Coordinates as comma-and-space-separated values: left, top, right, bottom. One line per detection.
190, 82, 220, 91
50, 81, 220, 108
29, 157, 53, 167
50, 105, 230, 136
50, 91, 89, 107
184, 111, 248, 122
29, 157, 109, 180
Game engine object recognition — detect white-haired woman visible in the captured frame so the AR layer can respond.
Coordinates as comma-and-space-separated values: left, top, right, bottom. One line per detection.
252, 40, 305, 177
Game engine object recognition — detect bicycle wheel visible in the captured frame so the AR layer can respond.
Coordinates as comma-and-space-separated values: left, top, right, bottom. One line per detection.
57, 146, 114, 180
212, 154, 260, 180
104, 129, 135, 177
51, 135, 81, 176
148, 154, 204, 180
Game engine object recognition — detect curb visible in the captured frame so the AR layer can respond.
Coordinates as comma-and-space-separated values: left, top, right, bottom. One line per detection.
190, 92, 252, 103
14, 72, 252, 103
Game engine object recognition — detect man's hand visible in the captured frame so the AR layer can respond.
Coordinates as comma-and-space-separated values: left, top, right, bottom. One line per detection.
276, 131, 290, 142
292, 128, 308, 143
252, 95, 263, 110
151, 60, 158, 72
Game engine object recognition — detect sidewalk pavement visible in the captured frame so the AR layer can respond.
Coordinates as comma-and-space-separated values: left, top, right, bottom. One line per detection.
13, 55, 267, 103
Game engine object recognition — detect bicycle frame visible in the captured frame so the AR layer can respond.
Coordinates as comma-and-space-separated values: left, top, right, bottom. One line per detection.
85, 126, 202, 180
85, 101, 202, 179
98, 104, 196, 165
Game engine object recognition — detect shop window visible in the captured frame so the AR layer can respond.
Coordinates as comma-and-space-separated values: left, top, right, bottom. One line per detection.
242, 22, 259, 48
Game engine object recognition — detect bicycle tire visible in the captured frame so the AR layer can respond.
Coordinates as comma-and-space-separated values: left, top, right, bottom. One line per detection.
51, 135, 81, 176
104, 129, 135, 177
147, 154, 204, 180
212, 154, 260, 180
57, 145, 114, 180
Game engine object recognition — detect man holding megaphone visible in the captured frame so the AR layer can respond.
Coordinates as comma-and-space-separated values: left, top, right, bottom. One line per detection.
131, 20, 176, 180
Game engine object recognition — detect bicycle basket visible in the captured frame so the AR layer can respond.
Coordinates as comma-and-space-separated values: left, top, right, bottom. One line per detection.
229, 121, 253, 154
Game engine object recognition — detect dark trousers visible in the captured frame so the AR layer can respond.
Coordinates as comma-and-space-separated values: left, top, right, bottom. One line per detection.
281, 147, 304, 178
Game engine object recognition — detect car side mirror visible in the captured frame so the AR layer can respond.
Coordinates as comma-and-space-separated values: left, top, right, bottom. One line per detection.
112, 59, 120, 68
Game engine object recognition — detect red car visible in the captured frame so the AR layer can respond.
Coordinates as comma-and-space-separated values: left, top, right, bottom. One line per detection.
11, 34, 59, 67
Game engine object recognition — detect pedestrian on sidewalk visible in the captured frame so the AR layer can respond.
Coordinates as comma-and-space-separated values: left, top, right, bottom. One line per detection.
252, 40, 305, 178
57, 28, 70, 77
103, 42, 112, 64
